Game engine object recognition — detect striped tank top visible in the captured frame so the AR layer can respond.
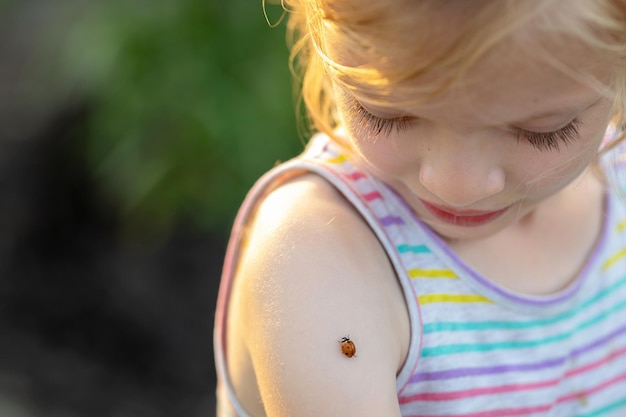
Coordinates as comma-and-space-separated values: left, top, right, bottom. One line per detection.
214, 132, 626, 416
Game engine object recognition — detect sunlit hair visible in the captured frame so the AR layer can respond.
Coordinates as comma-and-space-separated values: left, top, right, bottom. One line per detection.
282, 0, 626, 148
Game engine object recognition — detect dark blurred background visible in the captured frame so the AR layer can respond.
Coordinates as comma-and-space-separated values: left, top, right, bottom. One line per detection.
0, 1, 301, 415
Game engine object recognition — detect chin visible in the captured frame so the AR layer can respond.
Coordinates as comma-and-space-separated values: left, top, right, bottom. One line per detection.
429, 224, 505, 242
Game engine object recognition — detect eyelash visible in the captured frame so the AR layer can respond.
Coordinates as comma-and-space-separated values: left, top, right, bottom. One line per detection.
351, 101, 412, 136
515, 120, 581, 151
351, 100, 581, 152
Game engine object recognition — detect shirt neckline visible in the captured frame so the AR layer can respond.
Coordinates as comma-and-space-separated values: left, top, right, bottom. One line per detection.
385, 182, 612, 315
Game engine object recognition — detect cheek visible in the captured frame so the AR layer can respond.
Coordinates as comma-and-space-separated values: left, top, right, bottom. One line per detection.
514, 141, 601, 195
346, 128, 417, 178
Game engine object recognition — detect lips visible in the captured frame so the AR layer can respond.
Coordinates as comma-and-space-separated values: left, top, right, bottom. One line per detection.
420, 199, 509, 227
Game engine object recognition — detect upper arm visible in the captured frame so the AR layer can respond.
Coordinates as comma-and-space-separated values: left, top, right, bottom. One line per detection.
231, 175, 407, 417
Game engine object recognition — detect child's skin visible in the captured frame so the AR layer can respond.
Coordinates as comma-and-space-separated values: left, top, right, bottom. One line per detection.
226, 2, 621, 416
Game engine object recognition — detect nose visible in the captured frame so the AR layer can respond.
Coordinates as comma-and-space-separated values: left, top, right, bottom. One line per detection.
418, 140, 505, 207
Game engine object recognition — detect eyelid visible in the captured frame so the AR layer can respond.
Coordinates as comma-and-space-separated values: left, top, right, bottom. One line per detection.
349, 94, 582, 151
350, 99, 413, 136
358, 100, 408, 119
514, 119, 581, 152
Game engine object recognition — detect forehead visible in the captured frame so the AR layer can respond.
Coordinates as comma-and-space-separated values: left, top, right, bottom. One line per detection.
323, 0, 618, 109
438, 36, 613, 122
419, 57, 609, 128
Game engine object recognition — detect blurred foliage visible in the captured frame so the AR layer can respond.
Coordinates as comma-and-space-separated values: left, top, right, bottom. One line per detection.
57, 0, 301, 237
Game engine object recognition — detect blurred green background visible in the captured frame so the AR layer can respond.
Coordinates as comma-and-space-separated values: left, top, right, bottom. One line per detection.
0, 0, 301, 416
54, 0, 301, 236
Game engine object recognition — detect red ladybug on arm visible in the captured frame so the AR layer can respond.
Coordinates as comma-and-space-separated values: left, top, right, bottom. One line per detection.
339, 336, 356, 358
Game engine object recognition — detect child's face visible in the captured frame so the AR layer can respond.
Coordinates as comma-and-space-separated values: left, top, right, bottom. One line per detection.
328, 19, 618, 241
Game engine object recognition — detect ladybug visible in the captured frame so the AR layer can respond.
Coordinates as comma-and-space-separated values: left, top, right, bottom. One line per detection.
339, 336, 356, 358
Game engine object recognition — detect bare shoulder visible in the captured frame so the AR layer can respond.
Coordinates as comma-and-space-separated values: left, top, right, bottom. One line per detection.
226, 173, 408, 417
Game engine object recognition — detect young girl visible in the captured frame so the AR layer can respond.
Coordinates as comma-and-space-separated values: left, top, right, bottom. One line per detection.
215, 1, 626, 415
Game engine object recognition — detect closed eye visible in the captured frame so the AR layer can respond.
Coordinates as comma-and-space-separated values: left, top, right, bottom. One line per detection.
349, 95, 582, 151
515, 119, 581, 151
350, 100, 413, 136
